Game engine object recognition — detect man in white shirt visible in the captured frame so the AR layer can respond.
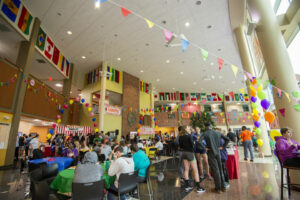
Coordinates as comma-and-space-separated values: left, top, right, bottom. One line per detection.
155, 139, 164, 157
29, 134, 39, 156
100, 140, 112, 160
137, 140, 144, 149
108, 146, 134, 200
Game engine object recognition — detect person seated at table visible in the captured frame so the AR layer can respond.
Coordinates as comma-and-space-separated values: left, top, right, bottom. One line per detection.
275, 127, 300, 167
73, 151, 104, 183
108, 146, 134, 200
155, 139, 164, 156
131, 144, 150, 183
64, 143, 79, 160
100, 140, 112, 160
31, 144, 45, 160
137, 140, 144, 149
120, 141, 128, 156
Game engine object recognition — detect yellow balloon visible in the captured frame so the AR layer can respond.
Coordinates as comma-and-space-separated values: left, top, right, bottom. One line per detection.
137, 129, 140, 133
155, 125, 158, 129
95, 128, 99, 132
257, 139, 263, 146
252, 108, 259, 115
270, 130, 281, 141
88, 107, 92, 112
57, 119, 61, 123
250, 84, 255, 91
69, 99, 74, 105
257, 85, 263, 91
47, 134, 52, 139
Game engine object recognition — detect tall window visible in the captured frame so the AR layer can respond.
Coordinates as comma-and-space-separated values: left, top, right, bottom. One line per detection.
270, 0, 293, 15
288, 29, 300, 75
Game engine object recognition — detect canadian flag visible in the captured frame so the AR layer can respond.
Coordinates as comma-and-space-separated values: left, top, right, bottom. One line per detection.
44, 37, 54, 59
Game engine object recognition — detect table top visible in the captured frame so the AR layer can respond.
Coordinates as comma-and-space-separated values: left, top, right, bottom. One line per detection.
28, 157, 73, 164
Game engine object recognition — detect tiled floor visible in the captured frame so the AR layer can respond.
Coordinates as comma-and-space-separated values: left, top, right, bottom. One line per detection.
1, 148, 300, 200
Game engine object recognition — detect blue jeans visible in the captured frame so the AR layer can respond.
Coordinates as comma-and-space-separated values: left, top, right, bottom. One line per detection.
243, 140, 254, 160
107, 183, 127, 200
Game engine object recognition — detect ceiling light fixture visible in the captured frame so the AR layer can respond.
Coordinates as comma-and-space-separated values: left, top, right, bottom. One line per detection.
94, 0, 101, 9
166, 59, 170, 63
67, 31, 72, 35
140, 70, 144, 73
33, 119, 41, 122
193, 82, 197, 85
156, 79, 160, 82
210, 62, 214, 65
55, 83, 63, 87
81, 56, 86, 59
185, 22, 190, 27
211, 75, 215, 79
180, 72, 184, 75
172, 88, 175, 90
117, 58, 121, 61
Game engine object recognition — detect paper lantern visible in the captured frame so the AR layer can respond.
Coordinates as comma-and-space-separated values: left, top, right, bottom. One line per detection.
81, 99, 85, 103
49, 129, 53, 134
93, 123, 97, 127
253, 114, 259, 121
252, 108, 258, 115
254, 121, 261, 128
52, 123, 56, 128
139, 120, 143, 124
250, 96, 257, 103
64, 104, 68, 109
88, 107, 92, 112
257, 91, 266, 100
270, 130, 281, 141
95, 128, 99, 133
69, 99, 74, 105
261, 99, 270, 110
250, 90, 257, 97
48, 77, 52, 81
264, 112, 275, 124
255, 128, 261, 135
47, 134, 52, 139
257, 139, 263, 146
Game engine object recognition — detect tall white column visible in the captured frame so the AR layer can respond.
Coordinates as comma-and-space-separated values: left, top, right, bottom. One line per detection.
99, 62, 107, 132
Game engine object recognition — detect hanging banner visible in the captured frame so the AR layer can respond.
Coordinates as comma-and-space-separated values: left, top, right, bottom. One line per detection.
105, 105, 121, 116
140, 126, 155, 135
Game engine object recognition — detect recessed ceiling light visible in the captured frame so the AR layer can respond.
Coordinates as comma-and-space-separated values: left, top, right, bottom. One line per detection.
166, 59, 170, 63
67, 30, 72, 35
172, 88, 175, 90
193, 82, 197, 85
140, 70, 144, 73
180, 72, 184, 75
117, 58, 121, 61
55, 83, 63, 87
81, 56, 86, 59
33, 119, 41, 122
156, 79, 160, 82
210, 62, 214, 65
211, 75, 215, 79
185, 22, 190, 27
94, 0, 100, 9
70, 91, 72, 94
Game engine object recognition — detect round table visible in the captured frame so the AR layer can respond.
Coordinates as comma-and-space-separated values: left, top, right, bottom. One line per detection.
50, 163, 115, 193
28, 157, 73, 171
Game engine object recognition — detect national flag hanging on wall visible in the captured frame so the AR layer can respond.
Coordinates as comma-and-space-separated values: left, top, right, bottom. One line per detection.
96, 68, 100, 82
58, 53, 65, 72
234, 94, 239, 101
107, 66, 110, 80
196, 93, 201, 100
185, 93, 190, 101
211, 93, 217, 101
115, 70, 120, 83
140, 81, 143, 92
244, 94, 249, 101
17, 5, 33, 35
36, 28, 46, 51
145, 83, 149, 93
201, 93, 206, 100
111, 68, 115, 81
159, 93, 164, 101
1, 0, 21, 22
239, 94, 244, 101
180, 93, 185, 101
190, 93, 196, 101
52, 46, 60, 65
65, 60, 70, 77
44, 36, 54, 59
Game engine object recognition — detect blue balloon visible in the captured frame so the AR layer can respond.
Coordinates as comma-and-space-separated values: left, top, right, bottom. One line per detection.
153, 117, 156, 121
81, 98, 85, 103
60, 109, 64, 114
49, 129, 53, 134
92, 118, 96, 122
139, 120, 143, 124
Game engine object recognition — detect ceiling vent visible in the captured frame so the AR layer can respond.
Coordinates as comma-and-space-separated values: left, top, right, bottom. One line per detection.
0, 23, 11, 32
36, 59, 46, 64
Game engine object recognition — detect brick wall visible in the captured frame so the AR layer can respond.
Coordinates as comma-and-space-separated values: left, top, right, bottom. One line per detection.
122, 72, 139, 136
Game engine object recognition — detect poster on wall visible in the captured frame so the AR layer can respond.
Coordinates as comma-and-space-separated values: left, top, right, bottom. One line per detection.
105, 105, 121, 116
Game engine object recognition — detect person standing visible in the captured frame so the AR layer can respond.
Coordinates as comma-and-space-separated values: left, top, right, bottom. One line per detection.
227, 128, 237, 143
179, 125, 205, 193
240, 126, 254, 161
200, 123, 229, 193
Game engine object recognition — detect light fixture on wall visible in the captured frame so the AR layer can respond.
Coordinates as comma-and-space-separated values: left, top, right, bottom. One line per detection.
55, 83, 63, 87
94, 0, 101, 9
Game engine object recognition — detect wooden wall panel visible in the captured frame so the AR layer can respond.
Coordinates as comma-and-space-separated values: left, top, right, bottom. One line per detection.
0, 60, 18, 110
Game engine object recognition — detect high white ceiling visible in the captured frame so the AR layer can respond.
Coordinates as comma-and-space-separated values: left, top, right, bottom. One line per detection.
22, 0, 245, 93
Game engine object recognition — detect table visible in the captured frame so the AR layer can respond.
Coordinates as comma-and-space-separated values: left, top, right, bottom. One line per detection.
50, 163, 115, 193
144, 146, 157, 157
28, 157, 73, 172
226, 145, 240, 179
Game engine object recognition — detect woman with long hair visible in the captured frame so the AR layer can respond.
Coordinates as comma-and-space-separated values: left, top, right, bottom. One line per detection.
179, 125, 205, 193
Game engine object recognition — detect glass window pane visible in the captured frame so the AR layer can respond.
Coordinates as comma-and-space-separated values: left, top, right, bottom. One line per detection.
288, 30, 300, 75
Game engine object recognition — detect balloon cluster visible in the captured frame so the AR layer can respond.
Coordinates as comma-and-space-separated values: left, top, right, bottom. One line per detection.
47, 128, 54, 139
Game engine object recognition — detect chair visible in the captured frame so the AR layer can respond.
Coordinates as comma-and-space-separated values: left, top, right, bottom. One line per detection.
148, 148, 157, 160
275, 150, 300, 200
108, 172, 139, 199
42, 163, 59, 185
31, 180, 51, 200
137, 163, 153, 200
72, 180, 105, 200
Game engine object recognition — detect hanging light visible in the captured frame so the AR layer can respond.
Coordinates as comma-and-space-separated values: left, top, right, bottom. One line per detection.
94, 0, 100, 9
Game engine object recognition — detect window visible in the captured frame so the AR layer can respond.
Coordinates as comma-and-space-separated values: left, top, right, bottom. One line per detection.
276, 0, 292, 15
288, 28, 300, 75
204, 105, 211, 112
242, 105, 250, 112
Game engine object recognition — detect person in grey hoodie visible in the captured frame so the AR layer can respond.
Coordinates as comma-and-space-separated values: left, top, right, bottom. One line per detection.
275, 127, 300, 167
73, 151, 104, 183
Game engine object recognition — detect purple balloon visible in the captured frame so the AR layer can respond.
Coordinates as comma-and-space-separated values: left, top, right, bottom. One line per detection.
261, 99, 270, 110
254, 121, 261, 128
251, 96, 257, 103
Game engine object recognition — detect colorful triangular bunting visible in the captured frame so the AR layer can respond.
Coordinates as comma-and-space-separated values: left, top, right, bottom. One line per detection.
200, 49, 208, 61
144, 18, 154, 28
279, 108, 285, 117
121, 7, 131, 17
218, 58, 224, 70
294, 104, 300, 112
181, 35, 189, 53
231, 65, 238, 77
163, 29, 173, 43
292, 91, 299, 98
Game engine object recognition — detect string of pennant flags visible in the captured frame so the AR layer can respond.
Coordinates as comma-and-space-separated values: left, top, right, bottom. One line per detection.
95, 0, 300, 114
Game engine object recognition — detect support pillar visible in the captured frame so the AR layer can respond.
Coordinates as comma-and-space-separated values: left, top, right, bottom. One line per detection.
4, 19, 41, 166
248, 0, 300, 184
176, 91, 182, 126
149, 84, 155, 129
222, 93, 229, 130
62, 64, 74, 124
99, 62, 107, 132
234, 25, 272, 157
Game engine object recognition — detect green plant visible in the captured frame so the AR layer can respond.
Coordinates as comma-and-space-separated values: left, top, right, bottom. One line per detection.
190, 112, 215, 132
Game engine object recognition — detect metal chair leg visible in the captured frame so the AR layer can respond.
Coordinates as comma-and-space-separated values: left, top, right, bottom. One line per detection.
137, 184, 140, 199
287, 168, 291, 197
148, 177, 153, 199
281, 167, 283, 200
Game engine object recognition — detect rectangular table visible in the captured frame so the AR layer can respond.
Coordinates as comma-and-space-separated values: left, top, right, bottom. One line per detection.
226, 146, 240, 179
28, 157, 73, 172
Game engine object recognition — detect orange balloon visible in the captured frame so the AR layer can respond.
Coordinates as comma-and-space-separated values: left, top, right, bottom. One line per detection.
252, 78, 257, 85
138, 124, 141, 128
253, 114, 259, 121
264, 112, 275, 124
250, 90, 257, 97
